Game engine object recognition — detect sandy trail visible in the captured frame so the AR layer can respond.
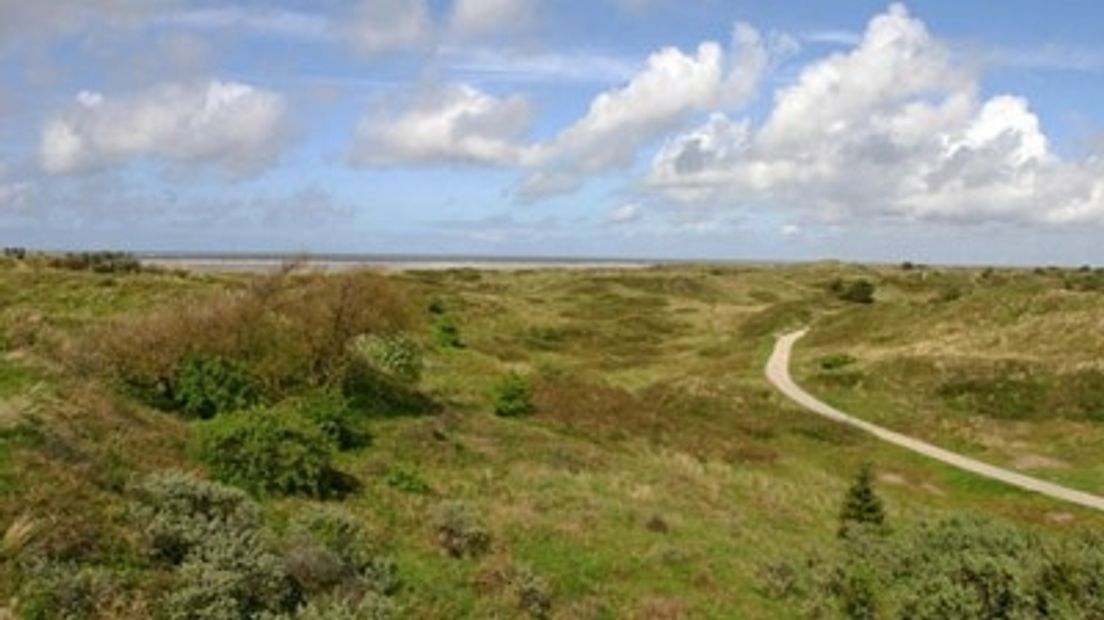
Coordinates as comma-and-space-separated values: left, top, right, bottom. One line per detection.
766, 329, 1104, 512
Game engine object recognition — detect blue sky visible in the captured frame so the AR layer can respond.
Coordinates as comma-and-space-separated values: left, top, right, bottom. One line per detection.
1, 1, 1104, 264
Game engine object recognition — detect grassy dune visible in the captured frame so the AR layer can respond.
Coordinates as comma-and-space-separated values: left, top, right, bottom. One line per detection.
1, 258, 1102, 618
795, 264, 1104, 495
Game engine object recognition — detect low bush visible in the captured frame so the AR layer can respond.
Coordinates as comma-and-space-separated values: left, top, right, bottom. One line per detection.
285, 594, 395, 620
293, 391, 370, 450
286, 508, 398, 598
432, 501, 490, 558
768, 477, 1104, 619
354, 334, 423, 384
130, 472, 296, 619
131, 472, 264, 565
385, 466, 432, 495
175, 355, 259, 419
17, 562, 121, 620
49, 251, 141, 274
490, 373, 535, 418
513, 566, 552, 619
80, 270, 414, 406
432, 316, 464, 349
819, 353, 857, 371
341, 358, 438, 417
832, 278, 876, 304
194, 405, 340, 497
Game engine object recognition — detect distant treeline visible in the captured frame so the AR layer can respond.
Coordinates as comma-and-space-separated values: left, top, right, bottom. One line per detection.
3, 248, 142, 273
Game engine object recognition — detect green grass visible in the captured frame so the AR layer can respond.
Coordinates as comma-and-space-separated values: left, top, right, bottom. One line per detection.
2, 260, 1104, 617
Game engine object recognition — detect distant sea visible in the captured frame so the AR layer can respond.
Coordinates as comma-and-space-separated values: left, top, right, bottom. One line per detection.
134, 252, 678, 272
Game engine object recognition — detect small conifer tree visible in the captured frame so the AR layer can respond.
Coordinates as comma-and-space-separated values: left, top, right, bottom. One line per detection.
839, 464, 886, 538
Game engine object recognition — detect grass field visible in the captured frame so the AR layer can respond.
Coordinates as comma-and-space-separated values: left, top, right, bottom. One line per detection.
1, 257, 1102, 618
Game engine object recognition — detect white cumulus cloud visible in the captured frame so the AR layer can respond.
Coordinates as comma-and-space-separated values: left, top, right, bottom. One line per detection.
349, 84, 534, 166
648, 3, 1104, 226
517, 22, 776, 199
39, 80, 288, 177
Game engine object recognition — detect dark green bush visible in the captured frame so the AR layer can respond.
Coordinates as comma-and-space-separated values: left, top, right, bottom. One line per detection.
834, 279, 875, 304
341, 358, 438, 417
175, 355, 259, 419
432, 501, 490, 558
490, 373, 535, 418
49, 251, 141, 273
293, 391, 370, 450
385, 466, 432, 495
432, 316, 464, 349
194, 405, 339, 497
819, 353, 857, 371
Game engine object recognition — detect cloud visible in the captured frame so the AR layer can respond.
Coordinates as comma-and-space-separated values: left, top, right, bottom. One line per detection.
346, 0, 432, 55
0, 165, 30, 211
349, 20, 783, 201
648, 3, 1104, 226
349, 84, 534, 166
438, 45, 638, 83
450, 0, 536, 39
801, 29, 862, 46
163, 6, 329, 40
40, 80, 288, 177
608, 203, 643, 224
973, 43, 1104, 73
517, 22, 776, 199
0, 0, 176, 46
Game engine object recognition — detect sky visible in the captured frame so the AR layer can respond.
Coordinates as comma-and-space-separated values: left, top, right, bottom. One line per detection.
2, 0, 1104, 265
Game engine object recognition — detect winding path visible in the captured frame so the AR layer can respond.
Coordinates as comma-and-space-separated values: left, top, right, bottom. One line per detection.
766, 329, 1104, 513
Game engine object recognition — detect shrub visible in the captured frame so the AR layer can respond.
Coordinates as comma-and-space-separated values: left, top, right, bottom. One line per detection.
835, 279, 875, 304
354, 334, 423, 384
175, 355, 259, 419
938, 372, 1048, 420
18, 562, 119, 620
286, 594, 395, 620
819, 353, 857, 371
432, 501, 490, 558
165, 531, 293, 620
286, 508, 398, 597
341, 358, 438, 417
513, 566, 552, 619
80, 271, 414, 405
130, 473, 295, 619
293, 391, 370, 451
432, 316, 464, 349
131, 472, 264, 565
385, 466, 432, 495
49, 251, 141, 274
490, 373, 535, 417
195, 405, 339, 497
839, 465, 885, 538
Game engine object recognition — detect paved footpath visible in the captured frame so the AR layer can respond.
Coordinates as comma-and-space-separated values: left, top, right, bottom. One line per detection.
766, 330, 1104, 513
